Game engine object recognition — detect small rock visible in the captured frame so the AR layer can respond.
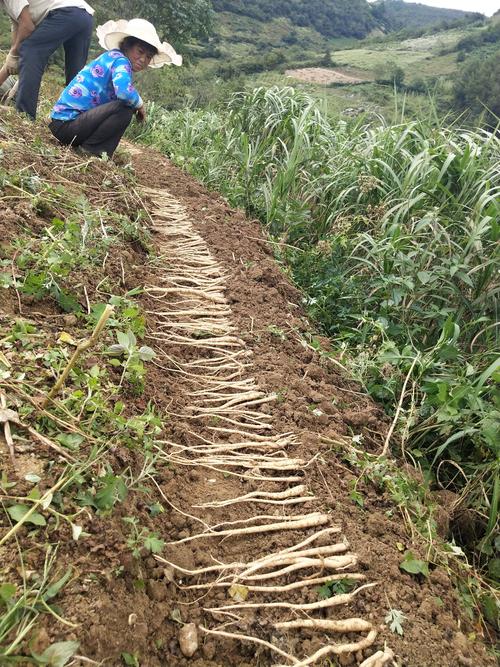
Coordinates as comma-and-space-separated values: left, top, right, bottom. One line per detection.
179, 623, 198, 658
454, 632, 470, 655
146, 579, 167, 602
63, 314, 78, 326
339, 653, 355, 666
30, 627, 50, 653
163, 566, 175, 582
202, 641, 216, 660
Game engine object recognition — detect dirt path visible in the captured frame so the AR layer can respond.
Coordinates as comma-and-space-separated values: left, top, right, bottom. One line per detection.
0, 122, 494, 667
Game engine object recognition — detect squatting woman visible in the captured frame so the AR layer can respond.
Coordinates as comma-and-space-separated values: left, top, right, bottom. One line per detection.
48, 18, 181, 158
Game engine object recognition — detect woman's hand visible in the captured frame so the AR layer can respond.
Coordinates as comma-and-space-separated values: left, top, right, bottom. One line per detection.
136, 105, 146, 123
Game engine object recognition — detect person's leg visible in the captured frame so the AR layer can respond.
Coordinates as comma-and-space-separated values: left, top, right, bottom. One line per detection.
62, 9, 93, 84
49, 101, 134, 157
80, 105, 134, 157
17, 8, 92, 119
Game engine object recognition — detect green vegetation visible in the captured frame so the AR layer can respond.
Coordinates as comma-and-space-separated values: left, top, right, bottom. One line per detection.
133, 87, 499, 589
371, 0, 479, 32
96, 0, 213, 46
453, 50, 500, 128
0, 123, 167, 659
212, 0, 376, 39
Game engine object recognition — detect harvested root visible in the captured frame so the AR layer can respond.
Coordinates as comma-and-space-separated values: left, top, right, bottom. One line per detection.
199, 626, 299, 665
276, 618, 372, 633
157, 542, 349, 579
359, 648, 395, 667
206, 582, 376, 613
194, 485, 314, 508
167, 512, 330, 545
179, 572, 366, 593
274, 630, 378, 667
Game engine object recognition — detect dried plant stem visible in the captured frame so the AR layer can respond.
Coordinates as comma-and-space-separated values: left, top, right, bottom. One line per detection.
0, 475, 68, 546
0, 390, 15, 463
380, 355, 419, 457
42, 305, 114, 407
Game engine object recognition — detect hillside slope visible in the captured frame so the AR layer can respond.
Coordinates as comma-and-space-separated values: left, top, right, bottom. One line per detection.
0, 110, 496, 666
371, 0, 476, 31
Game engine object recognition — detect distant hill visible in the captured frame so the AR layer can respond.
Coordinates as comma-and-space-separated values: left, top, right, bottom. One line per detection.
371, 0, 481, 31
211, 0, 377, 39
210, 1, 485, 43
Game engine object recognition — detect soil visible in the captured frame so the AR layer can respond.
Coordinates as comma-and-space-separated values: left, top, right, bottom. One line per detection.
0, 113, 495, 667
284, 68, 365, 86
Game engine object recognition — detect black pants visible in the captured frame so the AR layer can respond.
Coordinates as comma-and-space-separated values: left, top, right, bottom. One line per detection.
17, 7, 93, 120
49, 100, 134, 157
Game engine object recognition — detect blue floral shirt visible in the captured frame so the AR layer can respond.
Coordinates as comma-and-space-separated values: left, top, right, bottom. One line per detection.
51, 50, 143, 121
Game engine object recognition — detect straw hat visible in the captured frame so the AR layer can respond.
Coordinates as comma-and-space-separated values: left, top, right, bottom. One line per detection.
96, 19, 182, 68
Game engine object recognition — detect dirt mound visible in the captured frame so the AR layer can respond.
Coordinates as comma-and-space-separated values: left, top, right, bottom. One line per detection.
285, 68, 365, 85
0, 113, 495, 667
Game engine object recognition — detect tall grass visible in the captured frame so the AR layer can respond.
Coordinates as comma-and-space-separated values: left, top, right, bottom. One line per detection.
132, 87, 499, 572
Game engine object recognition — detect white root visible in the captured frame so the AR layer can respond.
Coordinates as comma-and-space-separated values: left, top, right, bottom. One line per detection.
156, 543, 349, 579
273, 630, 379, 667
144, 187, 378, 667
199, 626, 299, 665
194, 485, 315, 508
237, 555, 357, 582
206, 582, 376, 613
276, 619, 372, 633
179, 573, 366, 593
166, 513, 330, 545
359, 649, 395, 667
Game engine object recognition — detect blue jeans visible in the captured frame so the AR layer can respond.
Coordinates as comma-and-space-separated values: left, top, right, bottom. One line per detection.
17, 7, 93, 119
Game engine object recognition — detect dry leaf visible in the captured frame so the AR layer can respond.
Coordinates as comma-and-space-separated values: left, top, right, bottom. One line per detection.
228, 584, 249, 602
58, 332, 77, 346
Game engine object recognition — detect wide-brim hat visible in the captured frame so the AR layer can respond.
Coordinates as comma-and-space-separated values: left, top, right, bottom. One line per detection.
96, 19, 182, 68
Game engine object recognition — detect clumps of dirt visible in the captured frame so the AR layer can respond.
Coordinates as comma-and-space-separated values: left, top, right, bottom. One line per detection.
285, 67, 366, 85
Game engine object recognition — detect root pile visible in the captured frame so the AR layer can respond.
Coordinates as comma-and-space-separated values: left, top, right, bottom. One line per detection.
143, 188, 380, 665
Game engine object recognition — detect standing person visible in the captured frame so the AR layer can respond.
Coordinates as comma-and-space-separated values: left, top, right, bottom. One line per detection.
48, 19, 182, 158
0, 0, 94, 119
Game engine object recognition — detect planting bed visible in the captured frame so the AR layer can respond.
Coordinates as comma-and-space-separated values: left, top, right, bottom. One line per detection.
0, 113, 495, 666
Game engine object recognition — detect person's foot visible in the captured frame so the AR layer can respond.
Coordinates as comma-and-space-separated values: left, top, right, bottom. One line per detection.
112, 147, 132, 167
73, 145, 98, 158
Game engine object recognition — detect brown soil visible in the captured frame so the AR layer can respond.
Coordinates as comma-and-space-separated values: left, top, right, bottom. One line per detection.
285, 68, 365, 86
0, 114, 495, 667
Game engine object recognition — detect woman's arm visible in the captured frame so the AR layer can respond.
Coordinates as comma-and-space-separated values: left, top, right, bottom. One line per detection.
4, 7, 36, 74
10, 7, 36, 53
111, 57, 143, 109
